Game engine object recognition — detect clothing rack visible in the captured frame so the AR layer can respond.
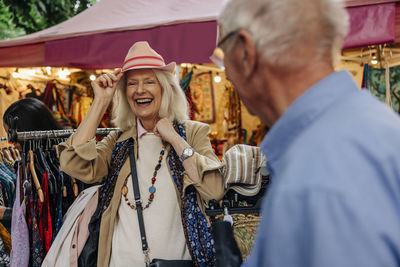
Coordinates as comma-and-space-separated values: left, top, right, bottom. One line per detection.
10, 128, 120, 141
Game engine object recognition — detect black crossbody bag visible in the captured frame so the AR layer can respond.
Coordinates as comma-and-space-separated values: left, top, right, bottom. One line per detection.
128, 145, 194, 267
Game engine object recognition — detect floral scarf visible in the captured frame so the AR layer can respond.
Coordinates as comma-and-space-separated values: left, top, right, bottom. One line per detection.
168, 122, 215, 267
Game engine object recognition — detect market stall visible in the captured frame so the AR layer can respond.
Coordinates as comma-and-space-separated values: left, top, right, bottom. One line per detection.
0, 0, 399, 142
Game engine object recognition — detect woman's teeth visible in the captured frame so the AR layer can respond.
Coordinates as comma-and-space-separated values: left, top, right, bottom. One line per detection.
136, 99, 152, 104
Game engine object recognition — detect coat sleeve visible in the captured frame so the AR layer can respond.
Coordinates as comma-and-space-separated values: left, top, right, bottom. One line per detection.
182, 121, 225, 205
58, 131, 119, 184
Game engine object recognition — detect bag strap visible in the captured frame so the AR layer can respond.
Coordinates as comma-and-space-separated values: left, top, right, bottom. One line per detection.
128, 142, 150, 266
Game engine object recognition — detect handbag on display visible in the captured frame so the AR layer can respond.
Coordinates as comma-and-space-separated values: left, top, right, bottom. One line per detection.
128, 144, 194, 267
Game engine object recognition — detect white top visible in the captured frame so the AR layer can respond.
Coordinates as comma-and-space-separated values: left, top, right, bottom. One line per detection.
109, 133, 191, 267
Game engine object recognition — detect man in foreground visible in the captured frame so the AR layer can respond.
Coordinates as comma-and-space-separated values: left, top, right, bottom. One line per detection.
217, 0, 400, 266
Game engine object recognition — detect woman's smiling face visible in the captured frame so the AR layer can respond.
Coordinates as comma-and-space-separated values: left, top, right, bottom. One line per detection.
125, 69, 162, 123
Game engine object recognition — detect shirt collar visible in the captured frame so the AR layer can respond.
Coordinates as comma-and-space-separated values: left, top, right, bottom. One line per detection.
137, 118, 148, 138
260, 70, 359, 174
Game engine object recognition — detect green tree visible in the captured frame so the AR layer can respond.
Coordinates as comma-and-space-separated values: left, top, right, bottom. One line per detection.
0, 0, 98, 40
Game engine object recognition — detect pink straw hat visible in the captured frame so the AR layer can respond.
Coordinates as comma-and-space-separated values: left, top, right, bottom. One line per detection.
121, 41, 176, 73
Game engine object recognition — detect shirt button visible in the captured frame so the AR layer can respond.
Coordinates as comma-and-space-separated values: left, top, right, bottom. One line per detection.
72, 244, 76, 249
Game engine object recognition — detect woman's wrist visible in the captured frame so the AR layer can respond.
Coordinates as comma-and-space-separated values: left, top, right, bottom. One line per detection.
93, 96, 113, 108
167, 132, 182, 147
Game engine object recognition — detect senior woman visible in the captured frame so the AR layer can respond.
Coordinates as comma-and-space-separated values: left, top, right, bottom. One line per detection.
58, 41, 224, 267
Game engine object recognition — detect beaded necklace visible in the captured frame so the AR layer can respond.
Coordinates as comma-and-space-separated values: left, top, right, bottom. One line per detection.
121, 145, 166, 210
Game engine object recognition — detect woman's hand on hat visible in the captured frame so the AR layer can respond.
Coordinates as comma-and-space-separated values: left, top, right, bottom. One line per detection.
92, 68, 123, 102
154, 118, 179, 144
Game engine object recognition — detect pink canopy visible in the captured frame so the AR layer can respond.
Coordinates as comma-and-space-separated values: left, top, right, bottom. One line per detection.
0, 0, 396, 68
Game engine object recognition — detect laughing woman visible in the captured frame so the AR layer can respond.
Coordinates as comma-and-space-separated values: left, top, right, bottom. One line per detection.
58, 41, 224, 267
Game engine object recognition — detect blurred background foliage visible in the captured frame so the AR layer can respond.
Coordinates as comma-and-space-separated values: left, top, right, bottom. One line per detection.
0, 0, 98, 40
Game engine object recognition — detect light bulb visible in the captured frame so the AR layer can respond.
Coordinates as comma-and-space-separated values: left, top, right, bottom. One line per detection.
58, 69, 70, 79
27, 69, 36, 76
46, 66, 52, 74
12, 72, 20, 78
90, 75, 96, 81
214, 75, 222, 83
371, 59, 378, 65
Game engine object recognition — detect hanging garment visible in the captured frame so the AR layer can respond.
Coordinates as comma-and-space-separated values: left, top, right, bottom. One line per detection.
60, 172, 75, 217
0, 163, 15, 206
366, 65, 400, 114
42, 185, 101, 267
0, 223, 11, 254
10, 164, 29, 267
38, 171, 53, 254
53, 192, 63, 238
0, 235, 10, 267
25, 178, 43, 267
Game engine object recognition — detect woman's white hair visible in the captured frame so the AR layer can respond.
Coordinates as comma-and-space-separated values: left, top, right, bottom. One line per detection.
112, 69, 189, 131
218, 0, 349, 68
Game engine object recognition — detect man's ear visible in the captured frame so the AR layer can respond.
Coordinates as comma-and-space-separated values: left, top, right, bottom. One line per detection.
236, 30, 257, 79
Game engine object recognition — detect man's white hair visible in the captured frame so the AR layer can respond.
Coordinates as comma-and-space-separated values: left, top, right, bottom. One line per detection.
218, 0, 349, 68
112, 69, 189, 131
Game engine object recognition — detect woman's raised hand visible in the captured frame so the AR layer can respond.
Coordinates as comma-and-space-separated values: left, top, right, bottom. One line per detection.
154, 118, 179, 144
91, 68, 123, 102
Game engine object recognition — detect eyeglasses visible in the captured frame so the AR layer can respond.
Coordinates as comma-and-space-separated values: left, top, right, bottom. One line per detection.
210, 30, 238, 69
217, 30, 238, 48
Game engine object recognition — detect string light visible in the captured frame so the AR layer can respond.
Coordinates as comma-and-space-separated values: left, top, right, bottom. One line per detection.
90, 75, 96, 81
11, 72, 20, 78
27, 69, 36, 76
214, 73, 222, 83
58, 69, 71, 79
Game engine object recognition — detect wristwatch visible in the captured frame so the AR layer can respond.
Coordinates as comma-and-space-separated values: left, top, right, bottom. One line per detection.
180, 147, 195, 162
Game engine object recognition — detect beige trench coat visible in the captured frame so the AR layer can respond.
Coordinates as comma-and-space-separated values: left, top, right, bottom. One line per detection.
59, 120, 224, 267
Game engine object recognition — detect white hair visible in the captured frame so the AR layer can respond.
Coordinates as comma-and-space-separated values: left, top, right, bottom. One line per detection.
218, 0, 349, 68
112, 69, 189, 131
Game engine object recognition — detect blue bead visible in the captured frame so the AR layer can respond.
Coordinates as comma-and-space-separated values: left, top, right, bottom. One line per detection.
149, 186, 156, 194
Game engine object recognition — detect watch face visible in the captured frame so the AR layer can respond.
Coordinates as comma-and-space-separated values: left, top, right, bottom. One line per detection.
185, 147, 194, 156
181, 147, 194, 162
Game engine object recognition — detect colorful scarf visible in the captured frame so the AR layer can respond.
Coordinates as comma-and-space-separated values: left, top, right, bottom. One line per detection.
98, 138, 131, 212
168, 122, 216, 267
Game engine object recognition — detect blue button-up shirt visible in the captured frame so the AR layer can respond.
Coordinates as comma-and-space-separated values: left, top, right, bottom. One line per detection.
243, 70, 400, 267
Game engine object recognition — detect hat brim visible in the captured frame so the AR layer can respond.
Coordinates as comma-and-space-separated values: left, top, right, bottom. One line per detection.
122, 62, 176, 74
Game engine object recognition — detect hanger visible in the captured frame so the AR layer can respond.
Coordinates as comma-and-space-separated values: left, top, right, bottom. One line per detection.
15, 148, 22, 161
51, 138, 74, 197
8, 147, 17, 162
35, 142, 56, 195
2, 148, 14, 165
27, 150, 44, 203
71, 178, 79, 197
54, 145, 60, 159
45, 139, 61, 194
